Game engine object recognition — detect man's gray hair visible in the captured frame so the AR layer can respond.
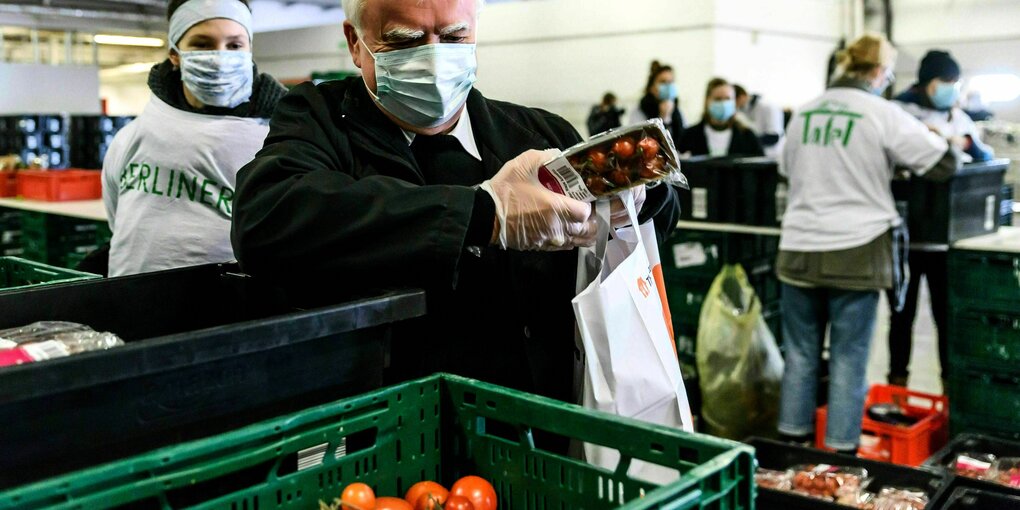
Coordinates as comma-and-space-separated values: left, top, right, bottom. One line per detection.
342, 0, 485, 29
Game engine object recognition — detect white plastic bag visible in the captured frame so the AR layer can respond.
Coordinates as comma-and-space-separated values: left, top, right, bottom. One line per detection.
573, 191, 693, 484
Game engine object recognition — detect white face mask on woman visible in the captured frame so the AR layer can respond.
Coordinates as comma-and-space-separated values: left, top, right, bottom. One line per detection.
176, 49, 254, 108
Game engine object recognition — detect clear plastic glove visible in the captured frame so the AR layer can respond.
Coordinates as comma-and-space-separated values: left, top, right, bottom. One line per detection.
479, 149, 598, 251
610, 186, 647, 228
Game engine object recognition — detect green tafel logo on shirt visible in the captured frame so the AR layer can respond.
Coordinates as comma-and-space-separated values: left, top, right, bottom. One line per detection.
800, 103, 863, 148
119, 162, 234, 217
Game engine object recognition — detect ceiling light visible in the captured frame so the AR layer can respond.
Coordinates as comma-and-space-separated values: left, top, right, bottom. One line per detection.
93, 34, 164, 47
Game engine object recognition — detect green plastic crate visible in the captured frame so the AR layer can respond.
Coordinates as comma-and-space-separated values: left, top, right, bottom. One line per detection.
948, 249, 1020, 313
0, 374, 755, 510
948, 308, 1020, 372
0, 256, 98, 292
948, 367, 1020, 438
19, 212, 106, 268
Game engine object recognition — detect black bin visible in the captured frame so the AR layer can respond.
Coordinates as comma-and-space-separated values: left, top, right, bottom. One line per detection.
892, 159, 1009, 244
733, 157, 784, 226
0, 263, 425, 488
745, 437, 946, 510
678, 156, 738, 222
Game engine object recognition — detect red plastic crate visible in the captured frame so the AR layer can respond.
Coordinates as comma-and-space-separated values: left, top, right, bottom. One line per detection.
16, 170, 101, 201
815, 385, 949, 466
0, 173, 15, 198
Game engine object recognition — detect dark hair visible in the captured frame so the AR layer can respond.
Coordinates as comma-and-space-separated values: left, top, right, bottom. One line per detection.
645, 61, 674, 94
168, 0, 251, 20
733, 84, 748, 98
602, 92, 617, 105
704, 77, 731, 100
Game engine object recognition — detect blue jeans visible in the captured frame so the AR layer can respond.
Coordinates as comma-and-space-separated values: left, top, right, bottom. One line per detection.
778, 283, 879, 450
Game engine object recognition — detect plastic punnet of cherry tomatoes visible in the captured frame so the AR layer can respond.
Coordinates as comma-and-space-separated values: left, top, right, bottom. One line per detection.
637, 136, 660, 161
406, 481, 449, 510
340, 482, 376, 510
376, 496, 415, 510
444, 496, 476, 510
608, 168, 631, 187
450, 476, 497, 510
612, 137, 636, 161
584, 175, 612, 194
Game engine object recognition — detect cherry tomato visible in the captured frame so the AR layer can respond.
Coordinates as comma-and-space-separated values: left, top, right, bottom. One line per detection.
586, 148, 609, 172
450, 476, 497, 510
340, 483, 376, 510
584, 175, 610, 194
376, 496, 414, 510
608, 169, 631, 187
444, 496, 476, 510
639, 157, 665, 179
612, 137, 636, 160
406, 481, 448, 510
637, 137, 660, 161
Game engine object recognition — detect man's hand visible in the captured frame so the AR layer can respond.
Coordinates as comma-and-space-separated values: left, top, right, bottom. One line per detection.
480, 149, 598, 251
609, 185, 647, 228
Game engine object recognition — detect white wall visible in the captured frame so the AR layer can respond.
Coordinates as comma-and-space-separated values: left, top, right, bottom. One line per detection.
99, 76, 151, 116
0, 63, 101, 114
892, 0, 1020, 121
253, 0, 846, 133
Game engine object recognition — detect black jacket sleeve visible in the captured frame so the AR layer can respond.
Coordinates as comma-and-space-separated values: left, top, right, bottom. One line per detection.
735, 127, 766, 157
231, 83, 477, 288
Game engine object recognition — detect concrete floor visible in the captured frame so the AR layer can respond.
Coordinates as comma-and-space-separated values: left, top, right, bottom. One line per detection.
866, 276, 943, 395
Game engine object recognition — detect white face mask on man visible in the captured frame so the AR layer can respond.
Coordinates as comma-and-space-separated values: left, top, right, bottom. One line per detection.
362, 37, 478, 129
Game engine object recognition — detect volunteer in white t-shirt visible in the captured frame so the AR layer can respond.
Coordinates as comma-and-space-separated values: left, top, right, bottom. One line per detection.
102, 0, 287, 276
775, 34, 960, 454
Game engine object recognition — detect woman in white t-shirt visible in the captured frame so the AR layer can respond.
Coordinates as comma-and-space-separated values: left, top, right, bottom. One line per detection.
102, 0, 286, 276
775, 34, 960, 454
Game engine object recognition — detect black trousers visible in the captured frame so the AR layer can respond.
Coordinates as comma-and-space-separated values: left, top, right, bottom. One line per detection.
887, 250, 948, 379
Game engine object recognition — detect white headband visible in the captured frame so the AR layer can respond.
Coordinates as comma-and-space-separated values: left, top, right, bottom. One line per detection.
169, 0, 253, 49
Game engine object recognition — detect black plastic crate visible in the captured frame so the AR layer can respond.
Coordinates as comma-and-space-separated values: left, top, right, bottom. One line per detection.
929, 475, 1020, 509
0, 263, 426, 488
662, 229, 769, 280
893, 159, 1008, 244
923, 433, 1020, 497
936, 487, 1020, 510
733, 157, 784, 226
746, 437, 946, 510
679, 156, 739, 222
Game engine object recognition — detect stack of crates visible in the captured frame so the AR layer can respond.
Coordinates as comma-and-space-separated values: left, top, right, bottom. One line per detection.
0, 208, 22, 258
20, 211, 110, 269
661, 229, 781, 340
0, 115, 69, 169
946, 244, 1020, 441
70, 115, 134, 169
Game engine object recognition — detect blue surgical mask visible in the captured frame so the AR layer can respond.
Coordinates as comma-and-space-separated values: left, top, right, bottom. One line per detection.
930, 81, 961, 110
364, 41, 478, 128
708, 99, 736, 123
658, 82, 678, 102
177, 50, 254, 109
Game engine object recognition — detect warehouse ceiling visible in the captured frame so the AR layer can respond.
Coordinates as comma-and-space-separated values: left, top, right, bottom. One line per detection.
0, 0, 345, 33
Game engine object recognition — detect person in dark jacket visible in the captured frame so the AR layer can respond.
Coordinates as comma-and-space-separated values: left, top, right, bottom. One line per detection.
886, 50, 994, 388
678, 77, 764, 158
586, 92, 623, 136
629, 61, 685, 144
231, 0, 681, 405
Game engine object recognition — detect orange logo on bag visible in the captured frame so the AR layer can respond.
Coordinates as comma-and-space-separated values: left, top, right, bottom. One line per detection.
637, 277, 651, 298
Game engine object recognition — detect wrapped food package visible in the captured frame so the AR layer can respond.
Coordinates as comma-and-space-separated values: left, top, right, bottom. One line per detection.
952, 453, 996, 479
0, 321, 124, 367
989, 458, 1020, 488
538, 119, 687, 202
790, 464, 868, 503
755, 468, 793, 491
